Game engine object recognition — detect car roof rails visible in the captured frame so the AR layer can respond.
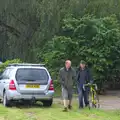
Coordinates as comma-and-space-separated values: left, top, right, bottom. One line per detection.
8, 63, 45, 67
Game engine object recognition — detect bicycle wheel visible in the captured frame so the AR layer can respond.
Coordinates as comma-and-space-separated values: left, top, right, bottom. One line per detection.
88, 91, 100, 109
94, 91, 100, 108
88, 91, 94, 109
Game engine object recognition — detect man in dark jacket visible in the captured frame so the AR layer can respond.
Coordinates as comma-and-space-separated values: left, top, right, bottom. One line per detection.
59, 60, 76, 112
76, 60, 93, 109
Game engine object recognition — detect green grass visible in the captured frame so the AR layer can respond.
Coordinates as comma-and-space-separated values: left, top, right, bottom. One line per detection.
0, 102, 119, 120
54, 88, 61, 97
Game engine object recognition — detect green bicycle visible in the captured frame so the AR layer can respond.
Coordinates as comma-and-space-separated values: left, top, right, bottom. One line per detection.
84, 83, 100, 109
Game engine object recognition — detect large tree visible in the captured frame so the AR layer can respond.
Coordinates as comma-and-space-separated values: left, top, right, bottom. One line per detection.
0, 0, 120, 62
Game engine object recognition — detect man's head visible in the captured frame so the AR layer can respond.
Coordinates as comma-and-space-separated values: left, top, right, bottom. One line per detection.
80, 60, 86, 69
65, 60, 71, 69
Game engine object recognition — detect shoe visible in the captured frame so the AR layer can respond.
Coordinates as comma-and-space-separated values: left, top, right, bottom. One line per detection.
62, 107, 68, 112
85, 103, 89, 107
85, 105, 88, 107
68, 105, 72, 110
79, 106, 83, 109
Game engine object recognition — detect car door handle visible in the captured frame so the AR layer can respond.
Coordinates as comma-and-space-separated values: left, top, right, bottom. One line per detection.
3, 82, 5, 83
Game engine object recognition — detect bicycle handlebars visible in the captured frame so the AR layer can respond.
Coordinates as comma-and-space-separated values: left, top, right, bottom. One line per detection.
83, 83, 98, 90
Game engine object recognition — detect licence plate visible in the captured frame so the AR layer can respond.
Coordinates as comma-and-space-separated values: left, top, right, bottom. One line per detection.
26, 84, 40, 88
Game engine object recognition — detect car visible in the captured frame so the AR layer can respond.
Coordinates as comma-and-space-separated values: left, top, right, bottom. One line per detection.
0, 63, 54, 107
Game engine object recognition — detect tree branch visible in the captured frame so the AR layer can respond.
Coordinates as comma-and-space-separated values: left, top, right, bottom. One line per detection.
0, 20, 21, 37
10, 13, 28, 26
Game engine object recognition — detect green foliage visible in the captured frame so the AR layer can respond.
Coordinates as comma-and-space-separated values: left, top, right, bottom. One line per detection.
0, 59, 22, 73
0, 0, 120, 62
0, 0, 120, 89
42, 15, 120, 89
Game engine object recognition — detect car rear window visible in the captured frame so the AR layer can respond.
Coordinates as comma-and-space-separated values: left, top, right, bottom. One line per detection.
16, 68, 49, 81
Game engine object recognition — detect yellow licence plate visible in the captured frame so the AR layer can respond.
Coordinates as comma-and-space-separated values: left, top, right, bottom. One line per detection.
26, 84, 40, 88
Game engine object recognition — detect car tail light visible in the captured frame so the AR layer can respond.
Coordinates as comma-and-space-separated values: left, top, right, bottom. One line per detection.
49, 80, 54, 91
9, 80, 16, 90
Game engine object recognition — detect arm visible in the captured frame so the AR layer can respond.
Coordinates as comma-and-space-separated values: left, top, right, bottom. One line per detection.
72, 68, 77, 86
76, 68, 80, 85
73, 68, 76, 81
59, 69, 65, 86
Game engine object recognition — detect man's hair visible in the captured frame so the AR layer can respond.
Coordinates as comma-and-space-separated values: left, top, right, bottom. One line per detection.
80, 60, 86, 64
65, 60, 71, 65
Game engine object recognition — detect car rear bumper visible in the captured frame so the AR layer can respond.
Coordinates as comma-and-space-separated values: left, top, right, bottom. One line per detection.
6, 90, 54, 101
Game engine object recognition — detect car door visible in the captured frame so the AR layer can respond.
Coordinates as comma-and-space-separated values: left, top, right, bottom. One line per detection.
0, 70, 7, 97
0, 69, 11, 97
0, 74, 3, 97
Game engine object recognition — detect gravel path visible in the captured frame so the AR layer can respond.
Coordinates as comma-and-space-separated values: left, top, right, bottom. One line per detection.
54, 90, 120, 110
100, 91, 120, 110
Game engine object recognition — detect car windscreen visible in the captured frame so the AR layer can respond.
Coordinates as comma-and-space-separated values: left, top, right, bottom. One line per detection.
16, 68, 49, 82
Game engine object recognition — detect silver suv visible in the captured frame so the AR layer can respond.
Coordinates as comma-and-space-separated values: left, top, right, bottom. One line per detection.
0, 63, 54, 107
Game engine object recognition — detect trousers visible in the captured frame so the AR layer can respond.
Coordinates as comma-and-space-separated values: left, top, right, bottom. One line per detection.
77, 85, 89, 108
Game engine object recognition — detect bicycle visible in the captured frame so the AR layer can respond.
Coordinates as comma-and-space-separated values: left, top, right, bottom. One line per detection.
83, 83, 100, 109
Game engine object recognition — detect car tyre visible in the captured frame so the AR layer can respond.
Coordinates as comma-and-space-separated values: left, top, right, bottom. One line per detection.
3, 91, 11, 107
42, 99, 53, 107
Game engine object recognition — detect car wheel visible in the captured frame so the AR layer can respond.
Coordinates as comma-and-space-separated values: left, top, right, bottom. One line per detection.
42, 99, 53, 107
3, 91, 10, 107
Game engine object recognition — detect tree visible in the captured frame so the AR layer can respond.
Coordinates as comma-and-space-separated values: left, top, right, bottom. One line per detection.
42, 15, 120, 89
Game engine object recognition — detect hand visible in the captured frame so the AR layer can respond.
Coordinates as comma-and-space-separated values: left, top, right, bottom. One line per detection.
62, 83, 67, 89
83, 85, 85, 91
90, 80, 93, 84
87, 83, 90, 85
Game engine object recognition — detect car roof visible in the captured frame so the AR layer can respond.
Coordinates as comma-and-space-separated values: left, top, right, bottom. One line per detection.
8, 63, 45, 66
6, 63, 46, 69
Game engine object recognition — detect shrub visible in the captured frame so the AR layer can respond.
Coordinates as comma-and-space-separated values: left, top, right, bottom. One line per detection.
0, 59, 22, 73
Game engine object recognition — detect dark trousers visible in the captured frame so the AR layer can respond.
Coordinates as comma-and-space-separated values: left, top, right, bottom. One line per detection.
77, 86, 89, 108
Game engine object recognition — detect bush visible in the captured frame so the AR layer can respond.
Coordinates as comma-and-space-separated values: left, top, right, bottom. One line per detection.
40, 15, 120, 90
0, 59, 22, 73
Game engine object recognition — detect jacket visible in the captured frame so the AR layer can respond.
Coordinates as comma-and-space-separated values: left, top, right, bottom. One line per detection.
76, 67, 93, 87
59, 67, 76, 88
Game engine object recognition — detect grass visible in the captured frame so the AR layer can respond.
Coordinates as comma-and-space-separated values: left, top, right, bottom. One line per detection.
0, 101, 119, 120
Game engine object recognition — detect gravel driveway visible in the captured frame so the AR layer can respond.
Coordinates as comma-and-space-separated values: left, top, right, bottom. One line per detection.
54, 90, 120, 110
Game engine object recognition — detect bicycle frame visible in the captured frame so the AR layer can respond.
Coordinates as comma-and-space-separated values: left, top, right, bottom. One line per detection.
84, 83, 99, 108
90, 86, 97, 105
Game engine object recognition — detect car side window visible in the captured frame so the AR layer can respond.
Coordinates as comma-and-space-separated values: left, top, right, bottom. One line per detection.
5, 69, 10, 79
0, 70, 4, 80
2, 69, 10, 79
7, 69, 13, 79
0, 74, 3, 80
1, 70, 7, 79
